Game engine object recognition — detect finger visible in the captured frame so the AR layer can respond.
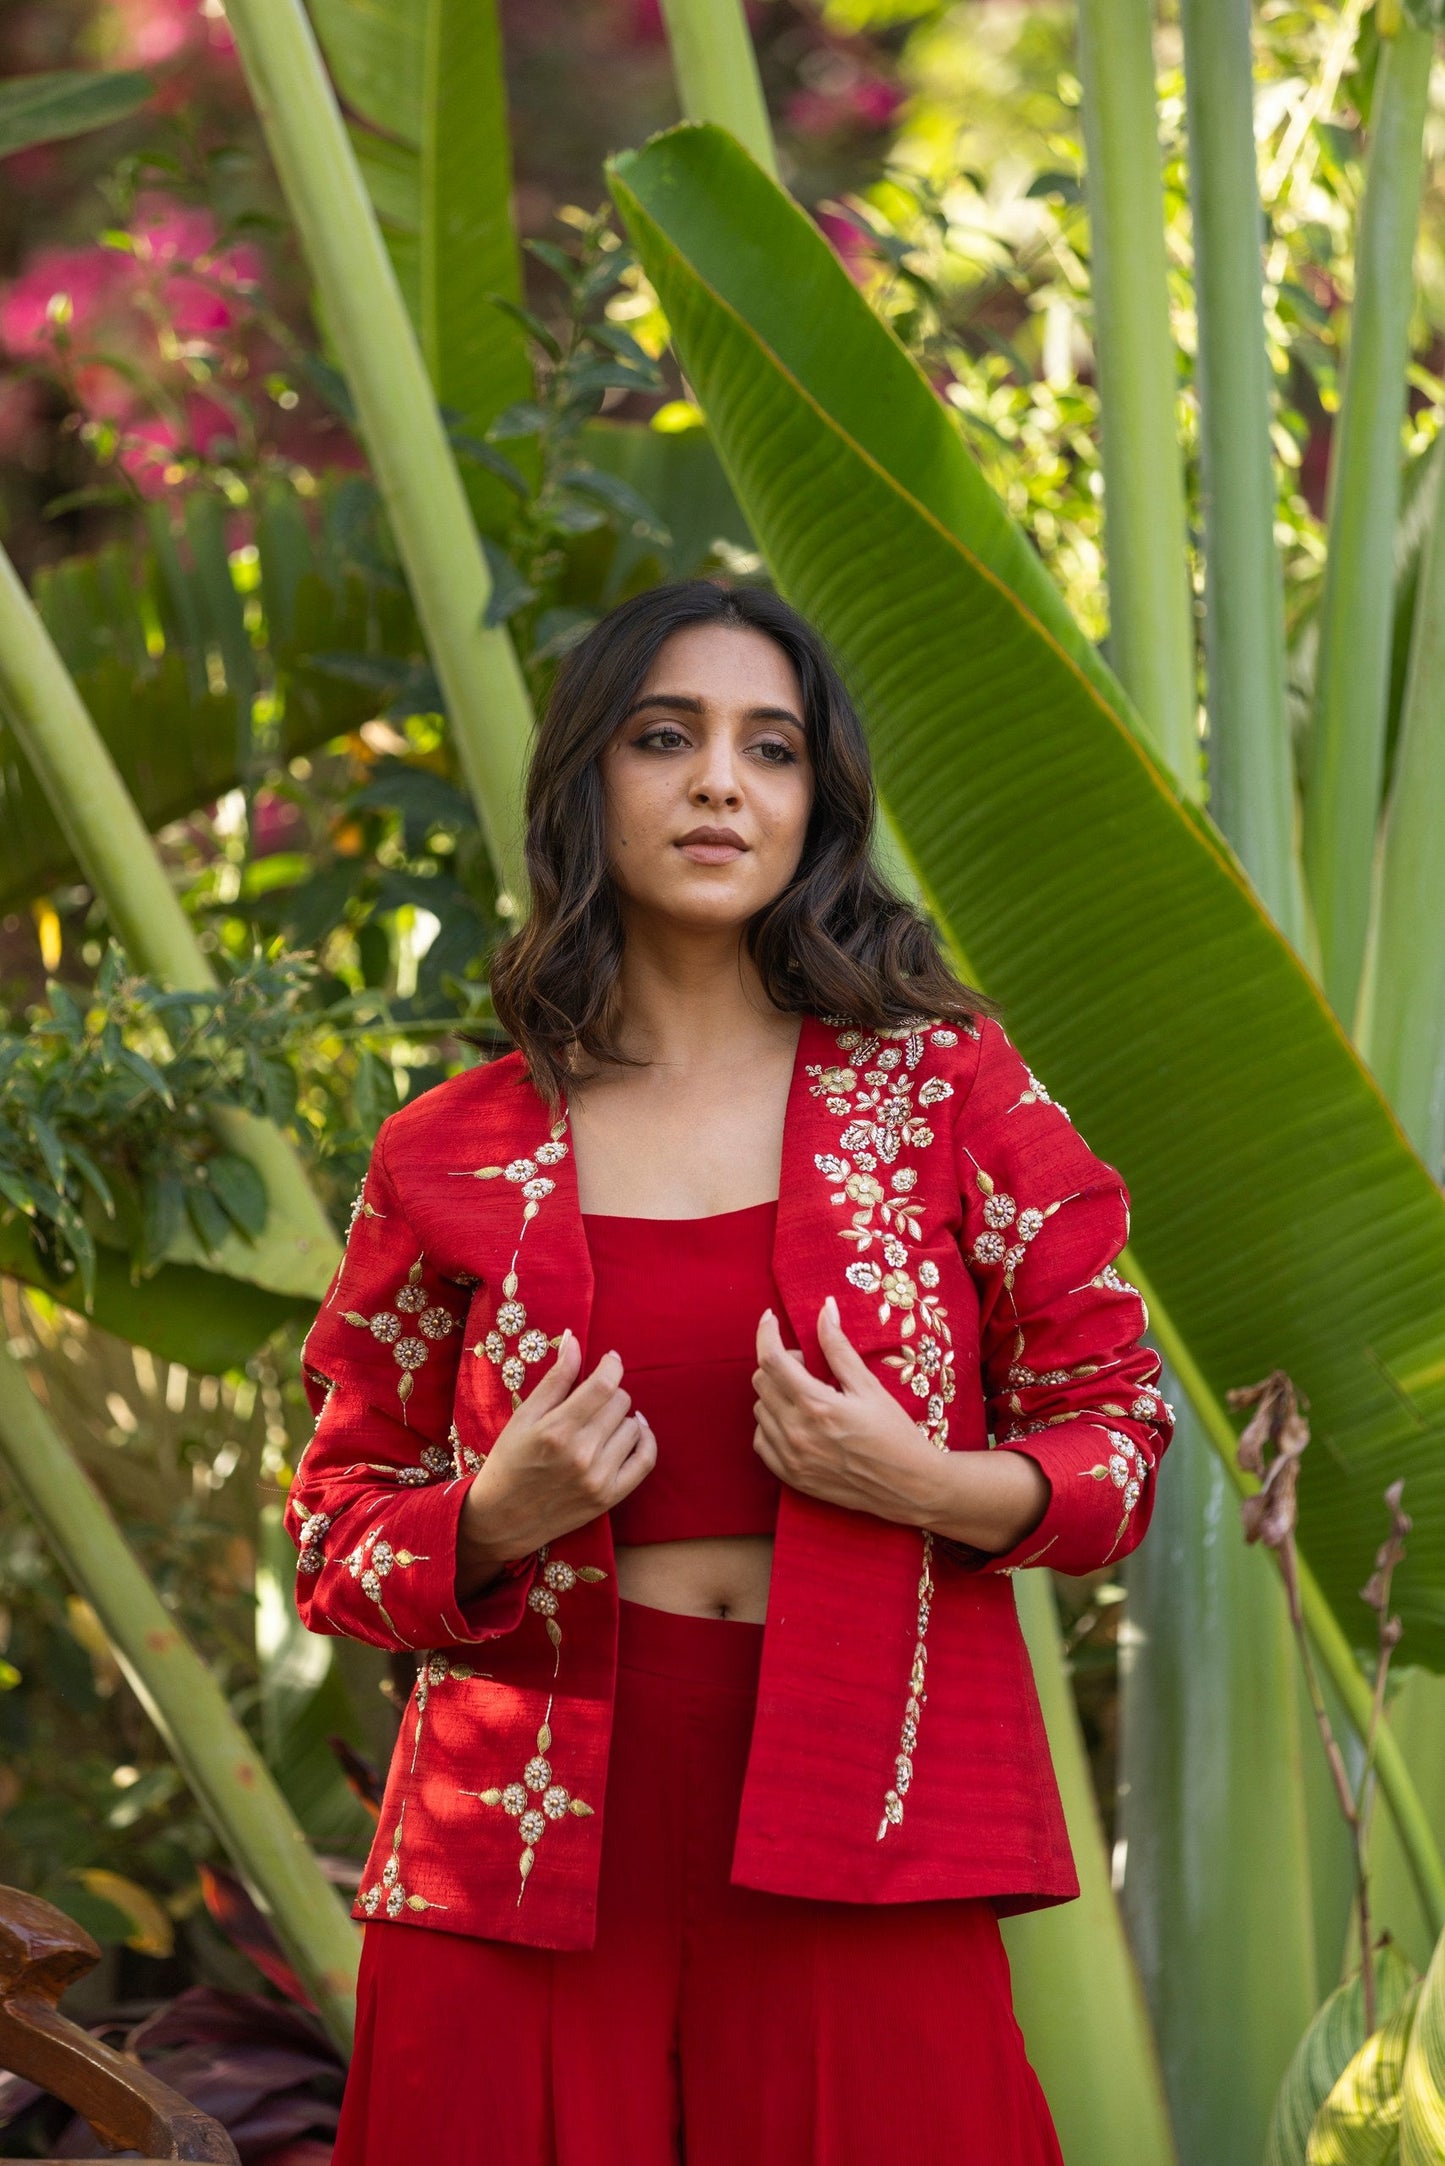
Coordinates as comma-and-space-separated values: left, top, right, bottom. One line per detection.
816, 1294, 873, 1392
752, 1413, 786, 1475
753, 1311, 816, 1405
577, 1381, 633, 1454
561, 1347, 627, 1420
611, 1414, 657, 1498
753, 1400, 790, 1455
523, 1326, 583, 1411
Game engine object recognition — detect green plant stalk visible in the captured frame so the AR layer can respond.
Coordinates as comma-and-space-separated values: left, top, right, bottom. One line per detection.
1075, 0, 1200, 794
1360, 454, 1445, 1169
1127, 1241, 1445, 1940
0, 542, 338, 1302
1004, 1571, 1181, 2166
1120, 1389, 1319, 2163
657, 0, 776, 177
1083, 11, 1317, 2146
1179, 0, 1309, 952
0, 1344, 359, 2049
1302, 23, 1433, 1027
223, 0, 534, 901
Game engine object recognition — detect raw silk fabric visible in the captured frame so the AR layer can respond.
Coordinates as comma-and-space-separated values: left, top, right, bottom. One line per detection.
334, 1600, 1064, 2166
289, 1015, 1174, 1949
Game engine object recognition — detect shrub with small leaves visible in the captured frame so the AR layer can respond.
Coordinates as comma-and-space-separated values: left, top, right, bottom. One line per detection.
0, 946, 324, 1302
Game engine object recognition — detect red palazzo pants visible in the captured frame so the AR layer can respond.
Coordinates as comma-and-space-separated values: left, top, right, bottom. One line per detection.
334, 1598, 1065, 2166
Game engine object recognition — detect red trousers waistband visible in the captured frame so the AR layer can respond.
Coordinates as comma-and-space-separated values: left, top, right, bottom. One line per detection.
616, 1596, 764, 1693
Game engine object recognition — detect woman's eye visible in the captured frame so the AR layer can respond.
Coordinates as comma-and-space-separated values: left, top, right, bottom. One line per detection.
637, 726, 689, 751
753, 739, 798, 764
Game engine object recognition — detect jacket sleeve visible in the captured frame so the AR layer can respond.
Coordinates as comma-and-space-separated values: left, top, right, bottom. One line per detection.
284, 1112, 537, 1651
942, 1017, 1174, 1578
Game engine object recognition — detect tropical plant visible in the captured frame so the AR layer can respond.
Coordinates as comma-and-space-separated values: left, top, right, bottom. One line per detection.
2, 0, 1445, 2157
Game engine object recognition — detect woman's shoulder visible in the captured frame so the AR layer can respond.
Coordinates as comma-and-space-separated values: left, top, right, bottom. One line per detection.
377, 1044, 546, 1169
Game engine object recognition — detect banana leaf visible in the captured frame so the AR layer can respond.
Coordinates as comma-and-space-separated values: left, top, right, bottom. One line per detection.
0, 1214, 307, 1373
608, 123, 1445, 1668
0, 487, 423, 915
307, 0, 531, 463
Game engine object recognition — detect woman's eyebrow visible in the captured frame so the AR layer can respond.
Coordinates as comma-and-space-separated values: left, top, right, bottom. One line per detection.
623, 692, 703, 718
623, 692, 804, 727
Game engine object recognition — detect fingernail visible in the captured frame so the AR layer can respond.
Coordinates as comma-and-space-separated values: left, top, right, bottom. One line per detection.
825, 1294, 839, 1320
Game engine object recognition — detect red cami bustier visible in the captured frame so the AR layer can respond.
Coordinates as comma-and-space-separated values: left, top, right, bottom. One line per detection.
580, 1199, 800, 1544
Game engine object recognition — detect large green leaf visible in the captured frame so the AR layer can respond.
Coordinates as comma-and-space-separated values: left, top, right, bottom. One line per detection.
307, 0, 530, 459
256, 1502, 374, 1846
0, 1215, 308, 1373
0, 70, 151, 158
0, 484, 423, 914
609, 124, 1445, 1666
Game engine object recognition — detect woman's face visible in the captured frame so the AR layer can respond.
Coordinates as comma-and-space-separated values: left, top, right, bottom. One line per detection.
598, 622, 815, 934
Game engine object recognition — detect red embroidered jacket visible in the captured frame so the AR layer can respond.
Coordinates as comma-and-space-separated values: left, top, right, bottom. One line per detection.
288, 1013, 1172, 1950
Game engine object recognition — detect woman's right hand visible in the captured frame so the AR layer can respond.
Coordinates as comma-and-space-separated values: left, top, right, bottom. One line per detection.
454, 1329, 654, 1599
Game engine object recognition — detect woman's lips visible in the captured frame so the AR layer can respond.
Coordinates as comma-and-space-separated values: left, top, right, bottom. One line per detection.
676, 840, 747, 863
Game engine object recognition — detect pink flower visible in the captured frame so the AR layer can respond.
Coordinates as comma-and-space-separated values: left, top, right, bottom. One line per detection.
786, 73, 903, 139
0, 245, 135, 356
109, 0, 234, 67
117, 392, 237, 495
131, 196, 262, 337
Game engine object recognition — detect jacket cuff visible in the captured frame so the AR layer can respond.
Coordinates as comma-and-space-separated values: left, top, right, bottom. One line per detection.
317, 1477, 538, 1650
942, 1422, 1156, 1578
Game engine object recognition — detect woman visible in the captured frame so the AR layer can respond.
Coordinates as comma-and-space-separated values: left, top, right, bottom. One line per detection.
293, 579, 1173, 2164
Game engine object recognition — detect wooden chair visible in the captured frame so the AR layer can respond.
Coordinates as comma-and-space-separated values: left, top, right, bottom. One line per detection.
0, 1885, 239, 2162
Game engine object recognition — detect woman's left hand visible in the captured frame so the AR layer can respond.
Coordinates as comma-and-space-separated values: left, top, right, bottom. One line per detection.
751, 1295, 944, 1525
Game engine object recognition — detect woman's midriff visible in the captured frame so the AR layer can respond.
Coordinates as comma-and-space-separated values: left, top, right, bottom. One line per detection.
612, 1533, 774, 1622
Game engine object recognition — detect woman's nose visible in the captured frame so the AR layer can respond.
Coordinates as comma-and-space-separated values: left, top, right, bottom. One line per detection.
691, 757, 743, 808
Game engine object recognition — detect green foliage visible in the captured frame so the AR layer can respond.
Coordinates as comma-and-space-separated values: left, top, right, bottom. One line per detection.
471, 209, 674, 671
0, 476, 427, 916
1307, 1977, 1422, 2163
0, 947, 325, 1303
1266, 1942, 1419, 2165
0, 70, 152, 159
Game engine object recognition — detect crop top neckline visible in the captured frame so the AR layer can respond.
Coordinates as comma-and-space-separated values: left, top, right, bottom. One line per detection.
578, 1197, 778, 1226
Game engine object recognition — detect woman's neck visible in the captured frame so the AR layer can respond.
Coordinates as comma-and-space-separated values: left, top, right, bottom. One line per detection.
606, 927, 796, 1078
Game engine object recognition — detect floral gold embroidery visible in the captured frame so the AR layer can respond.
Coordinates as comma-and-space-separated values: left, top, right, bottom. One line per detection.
463, 1701, 595, 1904
341, 1256, 458, 1414
1082, 1426, 1153, 1557
456, 1125, 569, 1406
958, 1155, 1079, 1298
359, 1802, 447, 1918
296, 1509, 330, 1575
526, 1544, 608, 1670
879, 1533, 934, 1839
346, 1525, 428, 1640
810, 1017, 960, 1842
410, 1650, 481, 1770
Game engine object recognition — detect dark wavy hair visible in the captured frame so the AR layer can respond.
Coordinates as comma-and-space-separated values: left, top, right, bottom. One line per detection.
489, 579, 992, 1105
